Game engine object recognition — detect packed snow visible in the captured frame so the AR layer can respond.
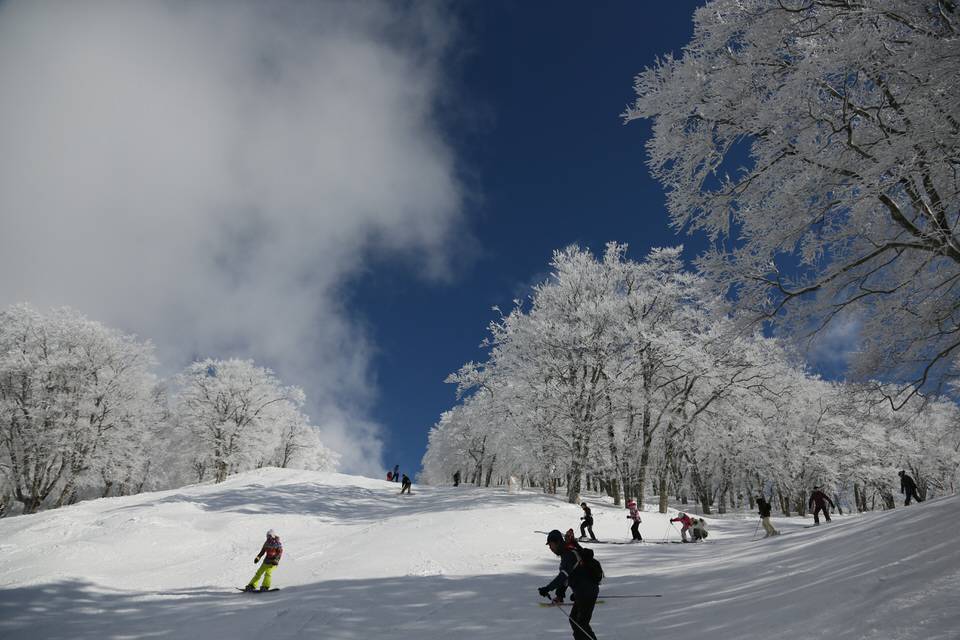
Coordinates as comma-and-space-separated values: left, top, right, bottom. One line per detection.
1, 468, 957, 639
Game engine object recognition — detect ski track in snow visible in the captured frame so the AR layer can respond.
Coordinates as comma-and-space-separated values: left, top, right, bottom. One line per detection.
0, 468, 958, 640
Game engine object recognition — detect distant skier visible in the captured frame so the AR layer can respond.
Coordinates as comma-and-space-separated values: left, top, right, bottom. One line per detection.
245, 529, 282, 592
538, 529, 601, 640
690, 517, 709, 542
400, 474, 412, 494
453, 470, 461, 487
670, 512, 695, 542
579, 503, 598, 541
393, 465, 400, 482
808, 486, 835, 525
386, 471, 393, 481
899, 470, 923, 505
626, 499, 642, 541
757, 494, 779, 537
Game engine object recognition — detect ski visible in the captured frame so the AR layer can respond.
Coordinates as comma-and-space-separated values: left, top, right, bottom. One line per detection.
237, 587, 280, 592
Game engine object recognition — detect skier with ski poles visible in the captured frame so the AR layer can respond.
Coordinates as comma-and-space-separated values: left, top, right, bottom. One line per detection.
579, 502, 598, 541
625, 499, 642, 541
538, 529, 601, 640
400, 474, 412, 494
670, 512, 695, 542
808, 486, 835, 525
244, 529, 282, 592
757, 494, 779, 537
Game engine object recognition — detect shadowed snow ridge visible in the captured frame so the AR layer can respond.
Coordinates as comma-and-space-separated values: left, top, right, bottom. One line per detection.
1, 468, 957, 639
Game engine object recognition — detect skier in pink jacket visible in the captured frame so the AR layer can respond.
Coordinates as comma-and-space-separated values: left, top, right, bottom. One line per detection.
626, 499, 642, 541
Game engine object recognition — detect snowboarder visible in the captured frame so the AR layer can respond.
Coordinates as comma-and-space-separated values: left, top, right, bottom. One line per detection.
670, 512, 695, 542
393, 465, 400, 482
690, 517, 709, 542
808, 486, 835, 525
579, 503, 598, 541
757, 494, 779, 537
538, 529, 601, 640
400, 474, 412, 494
245, 529, 282, 592
453, 470, 461, 487
899, 470, 923, 505
625, 499, 642, 541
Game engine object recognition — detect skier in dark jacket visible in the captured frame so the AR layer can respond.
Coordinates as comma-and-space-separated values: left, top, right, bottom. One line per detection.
757, 495, 779, 537
538, 529, 600, 640
400, 474, 412, 494
899, 470, 923, 505
453, 470, 461, 487
808, 487, 835, 525
579, 503, 598, 541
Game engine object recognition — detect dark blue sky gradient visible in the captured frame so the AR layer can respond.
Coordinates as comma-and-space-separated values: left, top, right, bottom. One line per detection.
352, 2, 707, 478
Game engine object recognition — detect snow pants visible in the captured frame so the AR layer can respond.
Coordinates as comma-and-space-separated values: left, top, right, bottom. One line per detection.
569, 588, 599, 640
812, 504, 831, 524
904, 488, 923, 505
248, 563, 276, 589
761, 517, 778, 536
401, 482, 411, 494
580, 518, 596, 540
630, 520, 642, 541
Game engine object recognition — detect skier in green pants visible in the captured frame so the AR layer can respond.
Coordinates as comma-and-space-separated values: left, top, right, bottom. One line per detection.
245, 529, 283, 591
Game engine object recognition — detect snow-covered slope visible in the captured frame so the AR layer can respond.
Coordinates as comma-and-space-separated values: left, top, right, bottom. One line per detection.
1, 469, 957, 639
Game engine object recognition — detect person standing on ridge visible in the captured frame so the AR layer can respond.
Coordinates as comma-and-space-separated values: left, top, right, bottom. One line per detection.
245, 529, 283, 592
757, 494, 779, 537
400, 473, 412, 494
899, 470, 923, 505
808, 486, 835, 525
579, 503, 598, 541
538, 529, 601, 640
626, 499, 642, 541
393, 465, 400, 482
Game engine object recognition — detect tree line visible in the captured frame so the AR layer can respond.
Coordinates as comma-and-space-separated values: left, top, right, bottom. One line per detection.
421, 244, 960, 514
0, 303, 336, 515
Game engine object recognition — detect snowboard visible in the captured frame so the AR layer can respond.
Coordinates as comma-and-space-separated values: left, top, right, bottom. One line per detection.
539, 600, 606, 607
237, 587, 280, 593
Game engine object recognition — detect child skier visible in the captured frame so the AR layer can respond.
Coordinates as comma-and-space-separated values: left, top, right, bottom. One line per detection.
626, 499, 642, 541
670, 512, 695, 542
245, 529, 283, 591
690, 517, 709, 542
579, 502, 598, 541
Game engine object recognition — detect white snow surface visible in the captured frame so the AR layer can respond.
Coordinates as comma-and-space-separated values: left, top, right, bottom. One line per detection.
1, 468, 957, 639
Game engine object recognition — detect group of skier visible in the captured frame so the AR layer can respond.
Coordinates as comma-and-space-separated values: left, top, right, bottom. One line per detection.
569, 498, 708, 545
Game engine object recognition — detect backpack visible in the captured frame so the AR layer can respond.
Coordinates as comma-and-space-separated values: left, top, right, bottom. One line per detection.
572, 547, 604, 584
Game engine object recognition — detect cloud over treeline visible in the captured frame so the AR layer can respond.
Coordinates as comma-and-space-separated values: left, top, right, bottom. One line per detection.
0, 1, 465, 474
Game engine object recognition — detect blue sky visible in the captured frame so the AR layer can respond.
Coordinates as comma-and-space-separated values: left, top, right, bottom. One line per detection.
352, 2, 707, 477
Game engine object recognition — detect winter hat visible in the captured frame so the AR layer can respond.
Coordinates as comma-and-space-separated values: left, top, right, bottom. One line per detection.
678, 512, 686, 518
266, 529, 278, 538
546, 529, 564, 545
580, 502, 588, 508
626, 499, 636, 506
898, 470, 905, 476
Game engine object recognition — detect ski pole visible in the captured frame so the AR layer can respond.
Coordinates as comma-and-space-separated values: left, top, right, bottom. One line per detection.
599, 594, 662, 598
751, 518, 762, 541
661, 521, 672, 542
548, 597, 596, 639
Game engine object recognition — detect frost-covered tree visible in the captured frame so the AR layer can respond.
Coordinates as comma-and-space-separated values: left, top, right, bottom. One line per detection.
174, 358, 334, 483
0, 304, 160, 513
625, 0, 960, 403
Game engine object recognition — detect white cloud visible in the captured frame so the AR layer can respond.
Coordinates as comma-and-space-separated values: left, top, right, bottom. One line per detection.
0, 1, 465, 475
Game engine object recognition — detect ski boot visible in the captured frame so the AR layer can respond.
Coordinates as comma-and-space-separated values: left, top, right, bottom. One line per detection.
244, 584, 256, 592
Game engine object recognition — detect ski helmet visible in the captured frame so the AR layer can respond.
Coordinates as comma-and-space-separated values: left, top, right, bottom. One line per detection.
546, 529, 564, 546
266, 529, 278, 538
580, 502, 588, 508
626, 499, 636, 506
678, 512, 686, 518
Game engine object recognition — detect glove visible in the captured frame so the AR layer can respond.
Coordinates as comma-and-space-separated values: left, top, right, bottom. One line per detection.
580, 517, 585, 520
538, 587, 550, 598
254, 557, 260, 564
570, 593, 576, 602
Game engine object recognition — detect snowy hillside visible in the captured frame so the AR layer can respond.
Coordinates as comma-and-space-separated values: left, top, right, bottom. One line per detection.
1, 469, 957, 640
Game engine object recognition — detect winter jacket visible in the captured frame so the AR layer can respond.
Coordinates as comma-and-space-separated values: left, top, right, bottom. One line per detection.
808, 490, 835, 511
670, 514, 694, 528
627, 504, 642, 522
581, 506, 593, 522
542, 548, 600, 599
757, 498, 772, 519
900, 473, 917, 494
258, 536, 283, 566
